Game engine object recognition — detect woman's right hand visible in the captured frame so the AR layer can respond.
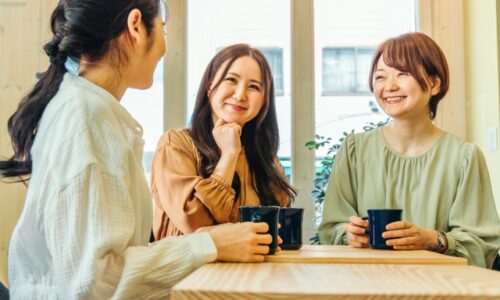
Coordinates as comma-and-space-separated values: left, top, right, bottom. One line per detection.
205, 222, 272, 262
212, 118, 242, 156
344, 216, 369, 248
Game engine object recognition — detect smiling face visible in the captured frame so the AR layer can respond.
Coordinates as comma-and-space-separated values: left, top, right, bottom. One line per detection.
208, 56, 265, 126
372, 55, 440, 120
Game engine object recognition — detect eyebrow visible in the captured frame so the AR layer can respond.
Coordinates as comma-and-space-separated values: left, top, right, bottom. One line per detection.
227, 72, 262, 85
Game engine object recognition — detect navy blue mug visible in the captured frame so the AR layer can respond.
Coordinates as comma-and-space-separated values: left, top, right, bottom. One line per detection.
278, 207, 303, 250
367, 209, 403, 249
239, 206, 280, 254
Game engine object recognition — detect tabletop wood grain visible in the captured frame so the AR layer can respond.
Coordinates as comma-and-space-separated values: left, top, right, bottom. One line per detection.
172, 262, 500, 300
264, 245, 468, 265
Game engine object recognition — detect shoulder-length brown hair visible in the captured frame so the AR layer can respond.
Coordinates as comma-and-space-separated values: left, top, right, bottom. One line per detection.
368, 32, 449, 119
189, 44, 296, 206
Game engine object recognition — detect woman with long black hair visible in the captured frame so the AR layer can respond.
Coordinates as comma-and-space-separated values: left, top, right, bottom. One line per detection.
151, 44, 297, 239
0, 1, 273, 298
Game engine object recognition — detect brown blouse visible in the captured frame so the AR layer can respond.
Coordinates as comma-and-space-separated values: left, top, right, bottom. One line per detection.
151, 129, 291, 239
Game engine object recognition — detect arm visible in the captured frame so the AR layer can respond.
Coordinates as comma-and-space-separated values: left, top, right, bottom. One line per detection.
318, 134, 360, 245
445, 146, 500, 267
44, 164, 217, 299
151, 131, 238, 233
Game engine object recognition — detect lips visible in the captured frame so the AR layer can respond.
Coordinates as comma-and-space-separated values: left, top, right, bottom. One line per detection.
384, 96, 406, 104
225, 103, 248, 111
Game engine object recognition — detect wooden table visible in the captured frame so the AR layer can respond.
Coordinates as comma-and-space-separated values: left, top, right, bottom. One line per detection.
172, 262, 500, 299
264, 245, 467, 265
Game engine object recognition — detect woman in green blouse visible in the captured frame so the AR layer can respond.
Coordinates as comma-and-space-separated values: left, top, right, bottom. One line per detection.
318, 32, 500, 268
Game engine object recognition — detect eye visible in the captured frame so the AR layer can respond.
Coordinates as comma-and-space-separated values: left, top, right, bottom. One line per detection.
249, 84, 261, 91
374, 75, 384, 80
225, 77, 237, 84
398, 72, 409, 77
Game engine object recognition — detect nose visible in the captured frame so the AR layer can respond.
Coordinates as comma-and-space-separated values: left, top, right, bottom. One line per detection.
232, 84, 247, 101
384, 76, 398, 91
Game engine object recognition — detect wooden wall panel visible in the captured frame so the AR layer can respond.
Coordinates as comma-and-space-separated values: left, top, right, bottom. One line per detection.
0, 0, 57, 286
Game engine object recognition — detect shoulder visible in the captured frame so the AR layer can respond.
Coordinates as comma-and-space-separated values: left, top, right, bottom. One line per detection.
438, 132, 478, 159
437, 132, 487, 170
340, 127, 382, 152
156, 129, 197, 154
45, 75, 118, 133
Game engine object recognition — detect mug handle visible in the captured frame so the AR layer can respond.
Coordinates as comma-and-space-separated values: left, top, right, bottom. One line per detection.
361, 216, 369, 234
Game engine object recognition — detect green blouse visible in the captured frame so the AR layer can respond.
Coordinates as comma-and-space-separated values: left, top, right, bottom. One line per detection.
318, 127, 500, 268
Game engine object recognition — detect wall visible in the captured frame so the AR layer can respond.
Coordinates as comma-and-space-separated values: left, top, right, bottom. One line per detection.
0, 0, 57, 285
464, 0, 500, 216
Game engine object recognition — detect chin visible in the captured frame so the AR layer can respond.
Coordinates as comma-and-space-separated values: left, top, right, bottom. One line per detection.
131, 81, 154, 90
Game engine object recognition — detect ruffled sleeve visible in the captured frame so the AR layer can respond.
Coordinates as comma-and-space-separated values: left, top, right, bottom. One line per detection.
318, 133, 358, 245
445, 145, 500, 267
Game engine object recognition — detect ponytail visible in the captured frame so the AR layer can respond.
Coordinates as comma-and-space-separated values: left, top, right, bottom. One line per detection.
0, 0, 165, 181
0, 3, 67, 180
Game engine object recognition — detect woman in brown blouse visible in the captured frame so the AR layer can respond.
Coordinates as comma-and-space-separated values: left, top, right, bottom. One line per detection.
151, 44, 296, 239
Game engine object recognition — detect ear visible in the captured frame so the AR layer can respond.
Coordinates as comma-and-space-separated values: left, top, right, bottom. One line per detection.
126, 9, 146, 48
430, 77, 441, 96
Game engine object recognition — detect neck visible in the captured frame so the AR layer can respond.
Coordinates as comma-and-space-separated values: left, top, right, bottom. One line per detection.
383, 115, 442, 156
78, 61, 128, 101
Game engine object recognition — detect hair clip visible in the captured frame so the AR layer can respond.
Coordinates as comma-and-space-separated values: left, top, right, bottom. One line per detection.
64, 56, 80, 76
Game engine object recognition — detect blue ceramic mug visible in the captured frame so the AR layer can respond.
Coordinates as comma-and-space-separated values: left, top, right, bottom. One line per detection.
239, 206, 280, 254
278, 207, 303, 250
367, 209, 403, 249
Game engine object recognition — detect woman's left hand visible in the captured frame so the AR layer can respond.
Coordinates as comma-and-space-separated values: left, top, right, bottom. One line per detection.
382, 221, 438, 250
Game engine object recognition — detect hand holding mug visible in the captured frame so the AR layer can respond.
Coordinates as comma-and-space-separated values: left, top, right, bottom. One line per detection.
206, 222, 273, 262
382, 221, 438, 250
344, 215, 369, 248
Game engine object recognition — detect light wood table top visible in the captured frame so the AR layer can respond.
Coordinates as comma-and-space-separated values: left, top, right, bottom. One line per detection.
172, 262, 500, 300
264, 245, 467, 265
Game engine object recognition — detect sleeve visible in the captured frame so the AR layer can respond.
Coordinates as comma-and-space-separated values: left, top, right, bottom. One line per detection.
44, 164, 217, 299
151, 131, 237, 233
318, 134, 359, 245
445, 145, 500, 268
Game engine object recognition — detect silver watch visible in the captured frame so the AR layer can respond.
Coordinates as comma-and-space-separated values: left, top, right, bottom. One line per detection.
435, 231, 448, 253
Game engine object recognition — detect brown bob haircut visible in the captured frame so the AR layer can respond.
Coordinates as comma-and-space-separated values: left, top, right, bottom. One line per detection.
368, 32, 449, 119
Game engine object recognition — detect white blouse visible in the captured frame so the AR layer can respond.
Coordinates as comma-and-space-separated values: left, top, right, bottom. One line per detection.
8, 74, 216, 299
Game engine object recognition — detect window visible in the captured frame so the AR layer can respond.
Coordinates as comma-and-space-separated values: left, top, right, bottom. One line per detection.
187, 0, 291, 163
120, 59, 164, 181
259, 48, 284, 96
322, 47, 375, 95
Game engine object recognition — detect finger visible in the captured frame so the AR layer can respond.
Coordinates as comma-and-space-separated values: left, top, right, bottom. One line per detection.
349, 239, 365, 248
386, 236, 418, 246
254, 245, 271, 255
385, 221, 411, 230
382, 228, 413, 239
348, 232, 369, 245
277, 235, 283, 245
345, 223, 367, 235
349, 216, 368, 228
255, 233, 273, 245
252, 222, 269, 233
392, 244, 419, 250
249, 254, 266, 263
214, 117, 226, 127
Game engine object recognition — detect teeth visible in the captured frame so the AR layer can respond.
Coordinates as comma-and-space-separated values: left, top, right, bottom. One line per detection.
385, 96, 404, 101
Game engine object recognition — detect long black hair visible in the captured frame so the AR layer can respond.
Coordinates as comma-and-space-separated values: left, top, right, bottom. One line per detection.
0, 0, 165, 181
190, 44, 296, 206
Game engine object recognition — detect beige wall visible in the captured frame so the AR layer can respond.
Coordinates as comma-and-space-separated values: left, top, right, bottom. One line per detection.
464, 0, 500, 216
0, 0, 57, 285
